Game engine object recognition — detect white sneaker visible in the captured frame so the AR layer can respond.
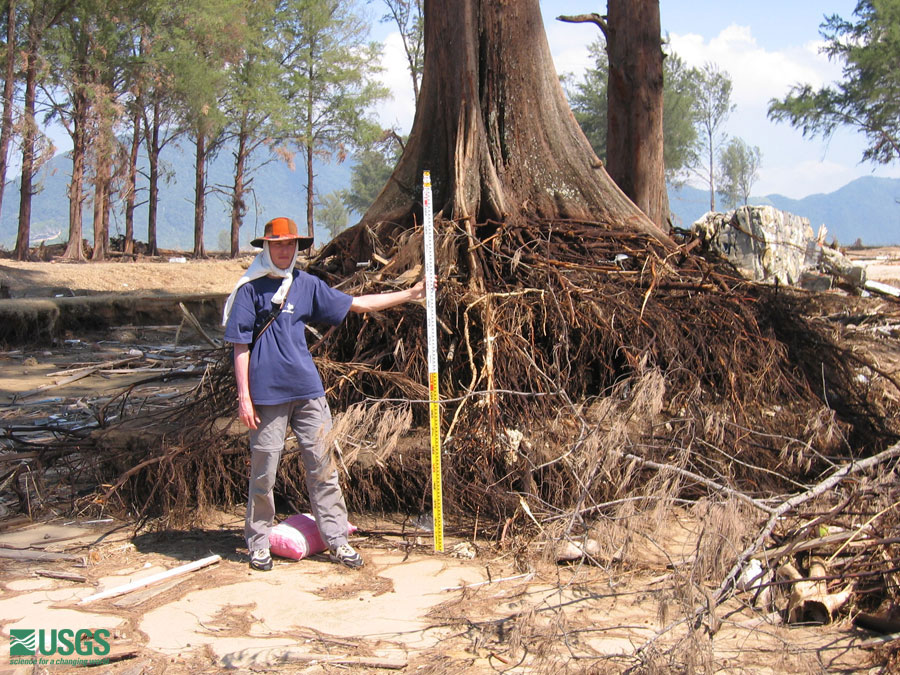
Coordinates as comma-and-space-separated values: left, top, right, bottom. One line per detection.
329, 543, 363, 569
250, 547, 273, 571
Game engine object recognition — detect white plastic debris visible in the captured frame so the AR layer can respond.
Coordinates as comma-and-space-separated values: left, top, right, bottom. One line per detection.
737, 558, 765, 591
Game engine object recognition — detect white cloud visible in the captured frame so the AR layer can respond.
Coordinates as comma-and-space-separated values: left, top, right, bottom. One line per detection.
669, 24, 840, 110
374, 31, 416, 133
663, 24, 893, 199
372, 17, 898, 201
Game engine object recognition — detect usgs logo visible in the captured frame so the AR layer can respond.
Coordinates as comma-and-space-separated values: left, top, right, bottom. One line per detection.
10, 628, 111, 657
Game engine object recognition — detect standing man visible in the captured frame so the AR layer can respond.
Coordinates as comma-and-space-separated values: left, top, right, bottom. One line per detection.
223, 216, 424, 571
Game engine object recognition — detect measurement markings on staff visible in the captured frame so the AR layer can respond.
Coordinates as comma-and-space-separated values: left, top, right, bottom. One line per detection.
422, 170, 444, 552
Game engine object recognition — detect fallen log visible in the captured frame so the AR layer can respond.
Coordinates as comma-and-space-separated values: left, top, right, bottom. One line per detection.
0, 548, 85, 563
34, 569, 87, 582
79, 554, 221, 604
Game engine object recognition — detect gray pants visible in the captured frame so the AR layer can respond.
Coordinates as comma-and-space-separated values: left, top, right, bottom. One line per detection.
245, 396, 350, 553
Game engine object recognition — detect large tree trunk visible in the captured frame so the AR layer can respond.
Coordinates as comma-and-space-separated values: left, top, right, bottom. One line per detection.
605, 0, 669, 230
0, 0, 16, 222
355, 0, 670, 258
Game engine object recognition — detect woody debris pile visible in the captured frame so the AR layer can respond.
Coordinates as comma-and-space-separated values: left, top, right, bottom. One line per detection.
2, 213, 900, 665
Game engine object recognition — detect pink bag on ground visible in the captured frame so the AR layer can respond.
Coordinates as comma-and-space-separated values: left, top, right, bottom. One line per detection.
268, 513, 357, 560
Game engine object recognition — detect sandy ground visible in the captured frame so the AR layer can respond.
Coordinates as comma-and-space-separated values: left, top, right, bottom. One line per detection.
0, 513, 883, 674
846, 246, 900, 285
0, 248, 896, 299
0, 252, 898, 673
0, 256, 253, 298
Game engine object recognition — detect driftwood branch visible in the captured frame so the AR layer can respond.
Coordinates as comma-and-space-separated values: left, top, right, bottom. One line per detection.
12, 355, 142, 400
716, 440, 900, 604
0, 547, 86, 563
620, 451, 776, 515
34, 569, 87, 582
633, 440, 900, 658
79, 554, 221, 604
219, 647, 407, 671
557, 13, 609, 39
178, 302, 222, 349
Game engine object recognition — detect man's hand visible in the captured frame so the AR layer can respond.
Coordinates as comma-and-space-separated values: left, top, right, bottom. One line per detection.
409, 279, 426, 301
233, 343, 259, 429
239, 396, 260, 430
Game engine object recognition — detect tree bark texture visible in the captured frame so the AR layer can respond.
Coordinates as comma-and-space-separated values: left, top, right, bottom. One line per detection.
358, 0, 670, 248
193, 130, 207, 258
604, 0, 669, 230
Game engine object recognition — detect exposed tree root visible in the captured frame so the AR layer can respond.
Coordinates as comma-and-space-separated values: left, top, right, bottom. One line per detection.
3, 218, 899, 667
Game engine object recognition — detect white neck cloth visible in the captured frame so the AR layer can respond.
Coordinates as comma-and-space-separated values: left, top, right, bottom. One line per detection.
221, 241, 298, 327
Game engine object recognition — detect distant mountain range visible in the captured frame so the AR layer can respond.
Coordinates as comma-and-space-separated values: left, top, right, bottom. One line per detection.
1, 147, 898, 250
669, 176, 900, 246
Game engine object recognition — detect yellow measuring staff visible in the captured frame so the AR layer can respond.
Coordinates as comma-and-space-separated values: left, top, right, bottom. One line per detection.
422, 170, 444, 552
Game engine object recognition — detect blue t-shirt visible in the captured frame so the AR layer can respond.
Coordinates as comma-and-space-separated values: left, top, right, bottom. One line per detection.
224, 270, 353, 405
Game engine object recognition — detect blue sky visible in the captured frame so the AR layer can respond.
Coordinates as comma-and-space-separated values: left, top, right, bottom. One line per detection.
374, 1, 900, 200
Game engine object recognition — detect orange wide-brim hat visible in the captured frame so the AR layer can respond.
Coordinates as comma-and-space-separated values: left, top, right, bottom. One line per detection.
250, 217, 314, 250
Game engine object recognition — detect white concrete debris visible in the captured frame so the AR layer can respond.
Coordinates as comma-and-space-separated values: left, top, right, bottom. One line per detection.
692, 205, 873, 291
693, 205, 818, 285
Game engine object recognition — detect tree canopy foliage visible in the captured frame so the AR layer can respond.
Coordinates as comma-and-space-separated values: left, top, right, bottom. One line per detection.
341, 133, 403, 217
769, 0, 900, 165
0, 0, 386, 259
378, 0, 423, 103
286, 0, 387, 238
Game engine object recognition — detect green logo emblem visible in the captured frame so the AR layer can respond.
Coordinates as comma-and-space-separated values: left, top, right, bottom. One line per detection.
10, 629, 36, 656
